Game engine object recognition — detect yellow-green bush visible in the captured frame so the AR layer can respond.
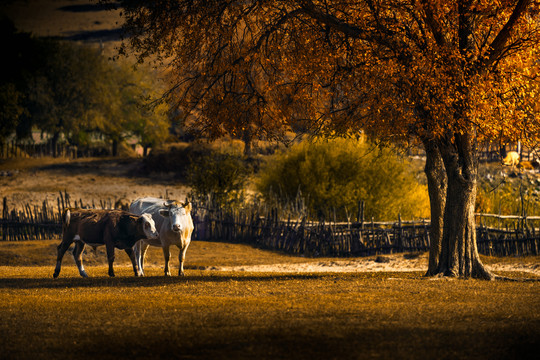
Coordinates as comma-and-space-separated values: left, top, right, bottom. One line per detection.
476, 178, 540, 217
256, 138, 430, 221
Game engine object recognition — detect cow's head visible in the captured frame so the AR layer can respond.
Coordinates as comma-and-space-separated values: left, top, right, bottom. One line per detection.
140, 213, 159, 239
159, 200, 192, 233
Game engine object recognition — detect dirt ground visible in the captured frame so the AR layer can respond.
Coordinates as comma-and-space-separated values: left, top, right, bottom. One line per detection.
213, 253, 540, 276
0, 157, 190, 209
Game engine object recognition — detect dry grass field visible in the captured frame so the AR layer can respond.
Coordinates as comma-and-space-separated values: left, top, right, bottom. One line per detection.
0, 250, 539, 360
0, 235, 538, 360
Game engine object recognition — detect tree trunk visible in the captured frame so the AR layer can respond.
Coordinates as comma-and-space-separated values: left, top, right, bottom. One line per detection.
242, 128, 253, 157
112, 139, 118, 157
51, 131, 60, 158
422, 140, 447, 276
436, 133, 494, 279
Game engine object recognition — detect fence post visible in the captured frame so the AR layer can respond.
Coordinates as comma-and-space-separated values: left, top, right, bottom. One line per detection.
358, 201, 365, 230
397, 214, 403, 252
2, 197, 7, 241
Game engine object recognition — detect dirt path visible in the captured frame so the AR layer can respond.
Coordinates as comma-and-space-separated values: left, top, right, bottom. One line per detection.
211, 254, 540, 276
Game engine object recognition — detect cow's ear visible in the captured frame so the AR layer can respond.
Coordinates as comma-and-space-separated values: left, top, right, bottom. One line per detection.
183, 201, 192, 213
159, 209, 170, 217
137, 216, 145, 224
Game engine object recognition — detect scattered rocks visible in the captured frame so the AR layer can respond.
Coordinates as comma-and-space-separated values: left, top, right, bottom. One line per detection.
374, 256, 391, 263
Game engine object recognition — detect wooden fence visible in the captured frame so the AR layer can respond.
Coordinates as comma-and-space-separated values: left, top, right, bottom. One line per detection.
0, 141, 115, 159
0, 141, 77, 159
192, 204, 431, 257
0, 192, 124, 241
1, 194, 539, 257
191, 203, 539, 257
476, 214, 540, 257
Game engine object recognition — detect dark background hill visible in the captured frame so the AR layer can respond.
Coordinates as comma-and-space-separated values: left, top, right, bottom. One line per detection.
1, 0, 123, 53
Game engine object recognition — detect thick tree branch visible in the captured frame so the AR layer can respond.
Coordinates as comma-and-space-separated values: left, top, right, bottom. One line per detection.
478, 0, 531, 71
298, 0, 366, 39
420, 0, 446, 47
298, 0, 413, 64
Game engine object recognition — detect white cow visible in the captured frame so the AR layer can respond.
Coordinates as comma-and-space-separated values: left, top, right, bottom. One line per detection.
130, 197, 194, 276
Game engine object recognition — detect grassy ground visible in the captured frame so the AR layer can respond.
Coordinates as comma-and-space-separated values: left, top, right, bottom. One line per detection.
0, 152, 539, 360
1, 267, 538, 360
0, 240, 539, 360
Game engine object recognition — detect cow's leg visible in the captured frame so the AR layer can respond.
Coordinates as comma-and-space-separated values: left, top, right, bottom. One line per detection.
53, 235, 74, 278
139, 242, 150, 276
133, 241, 144, 276
106, 242, 116, 277
162, 245, 171, 276
134, 241, 150, 276
124, 247, 140, 277
177, 243, 190, 277
72, 240, 88, 278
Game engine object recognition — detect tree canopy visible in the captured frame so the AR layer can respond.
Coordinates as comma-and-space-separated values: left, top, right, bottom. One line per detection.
114, 0, 540, 278
116, 1, 539, 145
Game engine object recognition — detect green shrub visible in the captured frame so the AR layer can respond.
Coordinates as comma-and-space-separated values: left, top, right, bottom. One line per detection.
142, 142, 195, 174
256, 138, 430, 221
142, 140, 248, 174
187, 151, 250, 205
142, 141, 250, 205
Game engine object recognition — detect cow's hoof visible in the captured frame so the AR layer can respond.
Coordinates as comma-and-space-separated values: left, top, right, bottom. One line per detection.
108, 273, 115, 277
80, 272, 89, 278
53, 272, 59, 279
164, 272, 171, 277
178, 272, 185, 277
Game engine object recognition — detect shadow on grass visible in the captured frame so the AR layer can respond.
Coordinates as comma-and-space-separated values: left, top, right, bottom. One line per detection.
62, 28, 123, 42
34, 157, 178, 185
37, 158, 136, 174
0, 273, 327, 290
58, 3, 120, 13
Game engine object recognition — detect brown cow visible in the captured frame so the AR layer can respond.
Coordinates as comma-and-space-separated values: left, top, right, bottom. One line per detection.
53, 209, 158, 278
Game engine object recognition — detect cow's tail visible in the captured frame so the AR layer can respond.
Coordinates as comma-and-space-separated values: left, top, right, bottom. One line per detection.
62, 209, 71, 230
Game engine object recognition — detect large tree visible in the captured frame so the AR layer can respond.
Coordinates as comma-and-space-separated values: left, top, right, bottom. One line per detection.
114, 0, 540, 279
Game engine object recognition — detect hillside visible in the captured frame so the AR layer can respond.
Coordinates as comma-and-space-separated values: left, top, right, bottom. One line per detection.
1, 0, 123, 54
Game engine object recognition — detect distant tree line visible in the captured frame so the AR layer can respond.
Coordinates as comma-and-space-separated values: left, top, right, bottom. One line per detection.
0, 16, 169, 156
